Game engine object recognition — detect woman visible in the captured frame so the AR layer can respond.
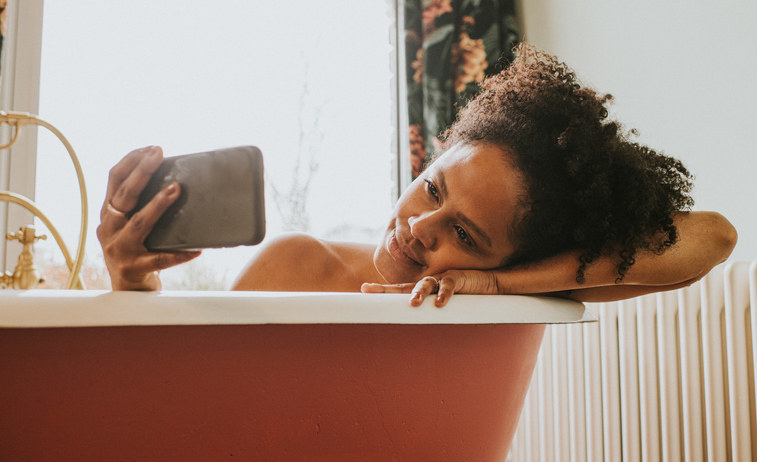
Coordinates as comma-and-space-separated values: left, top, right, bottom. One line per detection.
99, 44, 737, 305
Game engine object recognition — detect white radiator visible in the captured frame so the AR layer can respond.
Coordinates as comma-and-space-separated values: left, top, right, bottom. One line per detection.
508, 261, 757, 461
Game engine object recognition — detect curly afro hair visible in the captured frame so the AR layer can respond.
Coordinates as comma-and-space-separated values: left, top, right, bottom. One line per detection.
441, 43, 694, 283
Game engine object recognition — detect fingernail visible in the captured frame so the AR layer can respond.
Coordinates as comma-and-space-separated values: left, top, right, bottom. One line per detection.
165, 182, 178, 196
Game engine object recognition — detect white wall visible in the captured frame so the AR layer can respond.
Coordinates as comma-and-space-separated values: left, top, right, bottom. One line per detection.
517, 0, 757, 260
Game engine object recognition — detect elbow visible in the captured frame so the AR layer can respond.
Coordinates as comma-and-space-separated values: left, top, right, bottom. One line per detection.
692, 215, 736, 286
676, 211, 738, 283
710, 212, 738, 264
723, 224, 738, 261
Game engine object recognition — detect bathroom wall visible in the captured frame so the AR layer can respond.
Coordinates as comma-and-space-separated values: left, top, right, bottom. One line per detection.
517, 0, 757, 260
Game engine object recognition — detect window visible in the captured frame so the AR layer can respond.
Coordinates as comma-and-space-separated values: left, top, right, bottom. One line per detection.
12, 1, 403, 289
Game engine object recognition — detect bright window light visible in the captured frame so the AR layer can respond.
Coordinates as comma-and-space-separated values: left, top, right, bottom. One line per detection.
35, 1, 396, 289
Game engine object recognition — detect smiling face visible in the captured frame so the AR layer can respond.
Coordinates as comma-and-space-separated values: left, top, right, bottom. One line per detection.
374, 142, 527, 283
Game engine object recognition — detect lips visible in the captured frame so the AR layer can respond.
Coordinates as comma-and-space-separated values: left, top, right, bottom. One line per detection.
388, 230, 424, 266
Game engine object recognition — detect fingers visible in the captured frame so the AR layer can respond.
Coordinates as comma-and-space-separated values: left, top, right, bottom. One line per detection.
103, 146, 164, 218
361, 276, 451, 307
104, 146, 155, 201
360, 282, 415, 293
99, 179, 180, 243
122, 182, 181, 242
434, 275, 458, 307
362, 270, 500, 309
408, 270, 491, 308
409, 276, 441, 307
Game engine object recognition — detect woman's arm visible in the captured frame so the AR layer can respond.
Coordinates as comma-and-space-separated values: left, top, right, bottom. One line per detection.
98, 146, 201, 290
362, 211, 737, 306
488, 211, 736, 301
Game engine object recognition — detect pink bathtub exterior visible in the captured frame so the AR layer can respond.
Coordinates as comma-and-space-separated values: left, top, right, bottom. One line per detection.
0, 290, 591, 461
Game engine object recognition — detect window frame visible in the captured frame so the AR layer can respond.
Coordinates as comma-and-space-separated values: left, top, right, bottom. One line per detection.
0, 0, 44, 272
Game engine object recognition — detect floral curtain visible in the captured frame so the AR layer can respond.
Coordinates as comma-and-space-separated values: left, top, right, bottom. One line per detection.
0, 0, 6, 78
405, 0, 519, 178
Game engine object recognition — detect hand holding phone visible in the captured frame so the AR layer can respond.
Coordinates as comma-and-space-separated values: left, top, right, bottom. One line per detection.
100, 146, 201, 290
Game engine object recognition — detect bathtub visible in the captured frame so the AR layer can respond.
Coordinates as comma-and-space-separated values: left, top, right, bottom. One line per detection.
0, 290, 593, 461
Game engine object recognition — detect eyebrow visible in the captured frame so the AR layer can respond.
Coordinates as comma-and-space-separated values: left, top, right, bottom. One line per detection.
437, 170, 494, 250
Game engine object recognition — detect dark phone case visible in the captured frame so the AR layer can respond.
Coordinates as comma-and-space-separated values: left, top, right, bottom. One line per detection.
134, 146, 265, 251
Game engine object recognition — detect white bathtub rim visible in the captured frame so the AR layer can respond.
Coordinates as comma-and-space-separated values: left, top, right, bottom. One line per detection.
0, 290, 595, 328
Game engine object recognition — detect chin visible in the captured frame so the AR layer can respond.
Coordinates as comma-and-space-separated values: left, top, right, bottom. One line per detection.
372, 234, 421, 284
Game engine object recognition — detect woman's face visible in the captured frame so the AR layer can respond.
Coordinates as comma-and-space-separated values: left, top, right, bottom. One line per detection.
374, 142, 526, 283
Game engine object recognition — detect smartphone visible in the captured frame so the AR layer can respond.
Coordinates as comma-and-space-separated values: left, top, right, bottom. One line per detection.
134, 146, 266, 251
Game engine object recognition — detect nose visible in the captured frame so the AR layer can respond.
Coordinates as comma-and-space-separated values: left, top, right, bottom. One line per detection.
408, 212, 438, 250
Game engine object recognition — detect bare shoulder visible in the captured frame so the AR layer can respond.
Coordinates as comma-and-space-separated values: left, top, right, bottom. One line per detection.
231, 233, 357, 291
262, 232, 332, 259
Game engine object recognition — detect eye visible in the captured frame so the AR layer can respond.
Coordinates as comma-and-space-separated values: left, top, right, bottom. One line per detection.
424, 178, 440, 203
454, 225, 473, 246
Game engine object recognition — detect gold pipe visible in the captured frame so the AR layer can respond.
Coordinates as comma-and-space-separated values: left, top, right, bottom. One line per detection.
0, 122, 21, 150
0, 191, 84, 288
0, 111, 88, 289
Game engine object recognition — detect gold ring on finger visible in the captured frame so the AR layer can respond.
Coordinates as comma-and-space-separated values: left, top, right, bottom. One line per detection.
427, 276, 440, 293
106, 201, 128, 217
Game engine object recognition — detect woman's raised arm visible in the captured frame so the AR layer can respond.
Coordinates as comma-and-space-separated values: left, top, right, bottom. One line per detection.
98, 146, 201, 290
363, 211, 737, 306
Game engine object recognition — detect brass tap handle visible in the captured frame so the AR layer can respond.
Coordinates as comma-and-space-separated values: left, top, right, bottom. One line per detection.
4, 225, 47, 290
7, 226, 47, 245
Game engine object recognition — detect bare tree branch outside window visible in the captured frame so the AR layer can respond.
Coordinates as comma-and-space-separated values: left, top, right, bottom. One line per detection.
267, 54, 328, 233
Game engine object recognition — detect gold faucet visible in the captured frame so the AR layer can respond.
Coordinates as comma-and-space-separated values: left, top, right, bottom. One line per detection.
1, 225, 46, 289
0, 111, 88, 289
